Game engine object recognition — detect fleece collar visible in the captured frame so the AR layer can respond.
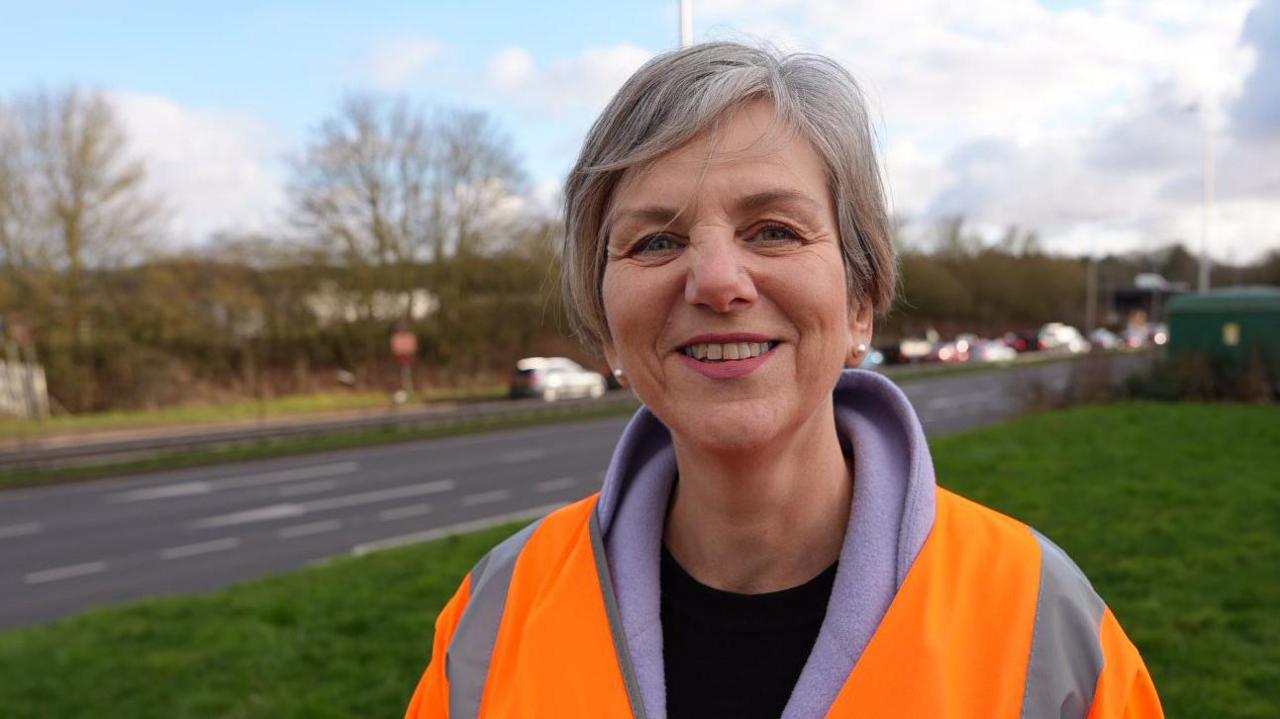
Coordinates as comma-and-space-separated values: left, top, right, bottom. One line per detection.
594, 368, 938, 719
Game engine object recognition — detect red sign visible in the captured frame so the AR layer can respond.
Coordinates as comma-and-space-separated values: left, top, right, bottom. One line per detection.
391, 331, 418, 367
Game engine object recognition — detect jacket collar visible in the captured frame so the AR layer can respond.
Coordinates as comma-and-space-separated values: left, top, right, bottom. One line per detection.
595, 368, 938, 719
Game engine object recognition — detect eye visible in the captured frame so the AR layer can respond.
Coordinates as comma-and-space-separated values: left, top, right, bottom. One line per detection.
633, 233, 682, 255
750, 224, 801, 245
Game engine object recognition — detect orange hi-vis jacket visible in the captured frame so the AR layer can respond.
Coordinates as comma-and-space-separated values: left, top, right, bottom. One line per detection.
405, 487, 1163, 718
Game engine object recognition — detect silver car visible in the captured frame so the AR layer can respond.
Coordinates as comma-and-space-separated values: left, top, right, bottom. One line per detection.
509, 357, 607, 401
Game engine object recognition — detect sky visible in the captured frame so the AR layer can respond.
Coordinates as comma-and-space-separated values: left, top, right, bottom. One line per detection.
1, 0, 1277, 262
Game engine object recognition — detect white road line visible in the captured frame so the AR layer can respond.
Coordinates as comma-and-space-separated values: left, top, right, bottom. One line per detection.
462, 490, 511, 506
221, 462, 359, 490
378, 504, 433, 522
108, 481, 213, 503
277, 520, 342, 539
192, 504, 304, 529
501, 448, 546, 464
24, 561, 108, 584
190, 480, 456, 529
278, 479, 339, 498
107, 461, 359, 504
160, 537, 240, 560
0, 521, 44, 540
535, 477, 577, 493
351, 502, 568, 557
301, 480, 456, 513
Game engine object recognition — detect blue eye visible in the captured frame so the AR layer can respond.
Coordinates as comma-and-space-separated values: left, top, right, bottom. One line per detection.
753, 225, 799, 244
635, 234, 680, 254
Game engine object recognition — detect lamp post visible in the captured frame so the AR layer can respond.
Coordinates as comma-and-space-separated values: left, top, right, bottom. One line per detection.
1188, 98, 1215, 294
679, 0, 692, 48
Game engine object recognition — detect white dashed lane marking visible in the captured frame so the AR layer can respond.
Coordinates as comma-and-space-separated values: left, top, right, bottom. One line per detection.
535, 477, 577, 493
277, 520, 342, 539
0, 522, 43, 540
461, 490, 511, 507
108, 462, 359, 503
24, 561, 108, 585
278, 479, 339, 498
378, 504, 433, 522
160, 537, 240, 560
190, 480, 457, 529
501, 449, 546, 464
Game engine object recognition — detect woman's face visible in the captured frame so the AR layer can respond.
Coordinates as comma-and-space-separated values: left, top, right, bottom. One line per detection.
601, 100, 872, 453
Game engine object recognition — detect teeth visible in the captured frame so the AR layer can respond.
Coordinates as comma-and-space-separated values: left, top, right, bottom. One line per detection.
682, 341, 776, 362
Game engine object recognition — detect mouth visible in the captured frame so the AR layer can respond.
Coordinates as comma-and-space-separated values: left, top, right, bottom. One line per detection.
679, 339, 781, 363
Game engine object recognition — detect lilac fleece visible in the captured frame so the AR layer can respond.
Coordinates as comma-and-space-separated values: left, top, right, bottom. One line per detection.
594, 368, 938, 719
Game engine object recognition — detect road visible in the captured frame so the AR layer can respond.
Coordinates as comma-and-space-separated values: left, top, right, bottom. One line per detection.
0, 354, 1151, 630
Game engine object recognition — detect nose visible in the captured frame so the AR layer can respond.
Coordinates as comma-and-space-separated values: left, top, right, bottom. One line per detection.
684, 232, 757, 312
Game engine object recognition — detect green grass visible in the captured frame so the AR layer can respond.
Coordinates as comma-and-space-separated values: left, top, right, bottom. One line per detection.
932, 403, 1279, 718
0, 402, 1275, 717
2, 354, 1139, 492
0, 524, 523, 719
0, 401, 638, 490
0, 386, 507, 442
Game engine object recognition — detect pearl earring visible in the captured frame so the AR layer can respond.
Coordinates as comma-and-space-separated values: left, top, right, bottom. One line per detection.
612, 367, 625, 381
856, 343, 868, 354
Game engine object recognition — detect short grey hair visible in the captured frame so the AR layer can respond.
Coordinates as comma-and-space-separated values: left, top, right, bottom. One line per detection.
562, 41, 896, 356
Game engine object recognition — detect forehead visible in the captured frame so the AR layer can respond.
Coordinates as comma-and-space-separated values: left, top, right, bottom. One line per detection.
609, 100, 832, 216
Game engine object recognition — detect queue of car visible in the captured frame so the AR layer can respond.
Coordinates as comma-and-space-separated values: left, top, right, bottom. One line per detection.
875, 321, 1166, 368
509, 322, 1166, 401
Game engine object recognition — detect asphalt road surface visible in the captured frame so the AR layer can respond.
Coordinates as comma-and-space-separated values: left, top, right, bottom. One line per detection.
0, 357, 1145, 630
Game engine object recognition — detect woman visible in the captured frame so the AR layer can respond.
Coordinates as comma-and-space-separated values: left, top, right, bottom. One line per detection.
405, 42, 1163, 718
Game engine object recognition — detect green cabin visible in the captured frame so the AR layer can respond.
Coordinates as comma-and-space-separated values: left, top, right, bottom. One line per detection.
1166, 286, 1280, 376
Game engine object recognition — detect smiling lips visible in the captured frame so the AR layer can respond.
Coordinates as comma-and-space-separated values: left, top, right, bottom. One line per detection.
677, 334, 780, 379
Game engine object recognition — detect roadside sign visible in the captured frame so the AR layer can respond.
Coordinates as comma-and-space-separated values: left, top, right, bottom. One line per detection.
391, 330, 418, 368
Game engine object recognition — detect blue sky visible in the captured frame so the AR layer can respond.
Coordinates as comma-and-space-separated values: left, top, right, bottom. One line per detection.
2, 1, 1275, 261
0, 1, 676, 178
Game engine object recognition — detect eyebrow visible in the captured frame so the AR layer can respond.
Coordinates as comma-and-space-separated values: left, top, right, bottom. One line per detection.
731, 189, 824, 218
606, 189, 824, 240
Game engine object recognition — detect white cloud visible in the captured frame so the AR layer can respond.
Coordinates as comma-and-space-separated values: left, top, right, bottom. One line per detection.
489, 47, 535, 87
691, 0, 1276, 261
110, 93, 287, 249
485, 44, 653, 116
363, 37, 443, 91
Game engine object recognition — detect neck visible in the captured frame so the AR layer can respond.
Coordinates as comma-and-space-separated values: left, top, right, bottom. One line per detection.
662, 398, 852, 594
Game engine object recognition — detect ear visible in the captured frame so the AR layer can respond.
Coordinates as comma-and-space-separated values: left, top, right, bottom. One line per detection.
845, 301, 875, 368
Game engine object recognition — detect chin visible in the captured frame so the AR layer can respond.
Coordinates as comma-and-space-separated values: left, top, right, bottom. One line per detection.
660, 400, 793, 455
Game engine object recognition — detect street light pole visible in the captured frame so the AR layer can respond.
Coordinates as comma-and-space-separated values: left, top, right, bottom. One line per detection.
1199, 100, 1214, 294
679, 0, 693, 48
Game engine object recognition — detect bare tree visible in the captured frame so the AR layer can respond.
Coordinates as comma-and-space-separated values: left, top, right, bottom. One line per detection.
18, 90, 162, 330
433, 108, 526, 260
0, 105, 35, 272
292, 95, 526, 268
0, 89, 164, 409
289, 95, 529, 373
292, 95, 428, 278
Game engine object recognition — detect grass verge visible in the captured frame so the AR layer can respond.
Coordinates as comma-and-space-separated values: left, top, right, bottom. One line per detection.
932, 402, 1279, 718
4, 353, 1133, 492
0, 402, 1275, 717
0, 386, 507, 442
0, 402, 637, 491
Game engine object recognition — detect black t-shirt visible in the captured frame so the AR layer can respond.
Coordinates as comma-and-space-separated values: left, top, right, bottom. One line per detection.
661, 546, 837, 719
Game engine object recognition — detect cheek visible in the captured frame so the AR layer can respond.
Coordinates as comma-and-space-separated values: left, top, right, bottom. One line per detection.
777, 256, 849, 331
601, 269, 632, 337
601, 267, 660, 356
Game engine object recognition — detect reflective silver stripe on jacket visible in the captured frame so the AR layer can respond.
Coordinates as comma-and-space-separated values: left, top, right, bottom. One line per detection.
589, 509, 648, 719
1020, 529, 1106, 719
446, 519, 543, 719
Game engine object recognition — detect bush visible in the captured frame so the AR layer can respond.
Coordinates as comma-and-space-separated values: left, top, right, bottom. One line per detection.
1126, 352, 1278, 403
